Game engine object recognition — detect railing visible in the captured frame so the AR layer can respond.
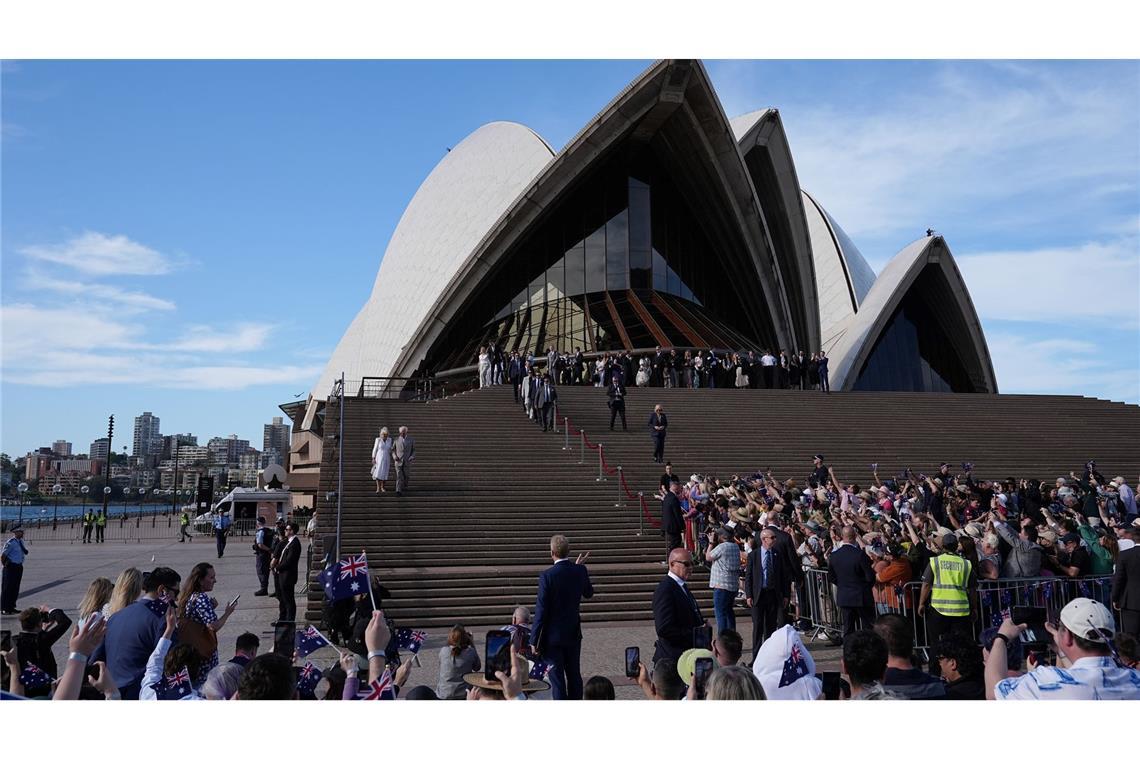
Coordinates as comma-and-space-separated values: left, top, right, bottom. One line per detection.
800, 568, 1119, 654
14, 515, 265, 544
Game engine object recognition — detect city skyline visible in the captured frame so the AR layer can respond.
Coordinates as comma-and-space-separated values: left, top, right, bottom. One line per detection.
2, 60, 1138, 456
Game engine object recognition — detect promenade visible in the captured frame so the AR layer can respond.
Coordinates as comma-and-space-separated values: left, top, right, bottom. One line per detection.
0, 533, 842, 699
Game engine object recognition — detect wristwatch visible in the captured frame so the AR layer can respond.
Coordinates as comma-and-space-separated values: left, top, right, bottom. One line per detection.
992, 632, 1011, 646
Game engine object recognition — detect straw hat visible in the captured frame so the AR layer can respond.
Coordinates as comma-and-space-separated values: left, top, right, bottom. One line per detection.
462, 672, 551, 693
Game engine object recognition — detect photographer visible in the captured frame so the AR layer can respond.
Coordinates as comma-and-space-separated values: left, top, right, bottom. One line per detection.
705, 527, 741, 633
986, 598, 1140, 700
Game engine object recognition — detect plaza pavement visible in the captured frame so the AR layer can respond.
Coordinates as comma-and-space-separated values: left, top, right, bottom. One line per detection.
1, 533, 842, 699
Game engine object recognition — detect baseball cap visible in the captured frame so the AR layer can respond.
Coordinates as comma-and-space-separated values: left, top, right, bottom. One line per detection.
1057, 598, 1115, 640
941, 532, 959, 549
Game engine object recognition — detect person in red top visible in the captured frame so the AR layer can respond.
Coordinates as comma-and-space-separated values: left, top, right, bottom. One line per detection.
873, 545, 913, 614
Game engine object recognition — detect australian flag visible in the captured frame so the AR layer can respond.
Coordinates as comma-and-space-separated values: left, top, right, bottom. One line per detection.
395, 628, 427, 654
296, 625, 332, 658
778, 644, 811, 688
297, 662, 322, 696
153, 667, 194, 700
528, 658, 551, 680
359, 668, 395, 700
145, 597, 170, 618
318, 553, 371, 602
19, 663, 52, 689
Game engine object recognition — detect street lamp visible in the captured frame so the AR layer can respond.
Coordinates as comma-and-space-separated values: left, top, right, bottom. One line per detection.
80, 486, 89, 525
17, 482, 28, 522
52, 483, 63, 530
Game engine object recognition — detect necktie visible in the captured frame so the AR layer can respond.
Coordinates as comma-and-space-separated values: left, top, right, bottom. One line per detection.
763, 549, 772, 589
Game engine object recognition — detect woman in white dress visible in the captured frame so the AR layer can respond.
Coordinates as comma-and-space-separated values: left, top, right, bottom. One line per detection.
477, 347, 491, 388
636, 357, 650, 387
371, 427, 393, 493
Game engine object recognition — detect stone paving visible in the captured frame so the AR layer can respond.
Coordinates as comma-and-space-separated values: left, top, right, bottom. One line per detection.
0, 534, 842, 699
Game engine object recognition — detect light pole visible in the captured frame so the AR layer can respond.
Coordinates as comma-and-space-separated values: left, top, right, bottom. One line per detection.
103, 486, 111, 521
81, 485, 89, 516
52, 484, 62, 530
101, 415, 114, 517
17, 482, 28, 522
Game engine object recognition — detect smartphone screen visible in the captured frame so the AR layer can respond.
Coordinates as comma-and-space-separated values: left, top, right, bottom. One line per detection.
485, 630, 512, 681
624, 646, 640, 678
819, 671, 849, 700
273, 621, 297, 660
0, 630, 11, 652
1011, 606, 1046, 627
692, 625, 711, 650
693, 657, 714, 699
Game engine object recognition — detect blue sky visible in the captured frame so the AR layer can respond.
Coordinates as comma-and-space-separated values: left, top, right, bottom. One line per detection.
2, 60, 1138, 458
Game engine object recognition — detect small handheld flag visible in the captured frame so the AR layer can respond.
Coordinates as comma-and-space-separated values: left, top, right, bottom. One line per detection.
297, 661, 322, 695
319, 553, 371, 602
359, 668, 395, 700
153, 667, 194, 700
395, 628, 427, 654
19, 664, 52, 689
296, 625, 332, 658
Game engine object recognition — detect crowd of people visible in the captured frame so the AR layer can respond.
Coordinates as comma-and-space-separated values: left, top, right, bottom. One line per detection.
650, 453, 1140, 699
479, 343, 834, 393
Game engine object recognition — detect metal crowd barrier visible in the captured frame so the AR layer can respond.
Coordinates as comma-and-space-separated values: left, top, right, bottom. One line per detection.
16, 515, 263, 544
800, 568, 1117, 654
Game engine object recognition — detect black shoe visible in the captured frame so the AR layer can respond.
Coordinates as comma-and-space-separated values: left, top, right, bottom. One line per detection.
269, 593, 278, 598
254, 590, 268, 596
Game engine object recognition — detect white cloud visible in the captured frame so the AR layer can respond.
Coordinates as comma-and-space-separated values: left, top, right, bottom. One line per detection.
712, 61, 1139, 246
21, 270, 176, 311
958, 236, 1140, 329
20, 231, 175, 276
986, 332, 1139, 403
167, 324, 272, 352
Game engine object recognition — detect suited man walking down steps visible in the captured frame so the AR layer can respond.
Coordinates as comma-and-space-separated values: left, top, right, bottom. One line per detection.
827, 526, 876, 640
393, 426, 416, 496
531, 535, 594, 700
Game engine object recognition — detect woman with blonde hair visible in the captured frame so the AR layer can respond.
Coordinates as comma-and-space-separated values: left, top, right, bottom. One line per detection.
108, 567, 143, 615
371, 426, 392, 493
77, 577, 114, 629
705, 665, 766, 700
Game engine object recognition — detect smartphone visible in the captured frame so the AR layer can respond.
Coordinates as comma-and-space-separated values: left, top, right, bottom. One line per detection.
485, 629, 512, 681
229, 595, 241, 608
819, 671, 850, 701
692, 625, 711, 650
693, 657, 714, 700
1011, 606, 1046, 627
624, 646, 640, 678
0, 630, 10, 652
273, 621, 297, 660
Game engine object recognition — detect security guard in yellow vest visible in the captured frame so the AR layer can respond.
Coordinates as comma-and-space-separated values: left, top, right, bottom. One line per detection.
94, 511, 107, 543
81, 509, 96, 543
918, 532, 977, 645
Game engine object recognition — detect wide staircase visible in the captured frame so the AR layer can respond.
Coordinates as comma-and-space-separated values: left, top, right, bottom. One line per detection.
307, 385, 1140, 629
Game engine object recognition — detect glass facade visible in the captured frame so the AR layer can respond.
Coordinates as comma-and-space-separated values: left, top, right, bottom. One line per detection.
433, 149, 763, 370
852, 286, 977, 392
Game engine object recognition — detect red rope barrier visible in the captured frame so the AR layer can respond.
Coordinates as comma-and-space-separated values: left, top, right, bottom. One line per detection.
598, 446, 618, 475
619, 469, 639, 500
640, 494, 662, 528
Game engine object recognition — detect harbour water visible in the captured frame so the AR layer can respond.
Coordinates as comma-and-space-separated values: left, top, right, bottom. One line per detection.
0, 502, 175, 524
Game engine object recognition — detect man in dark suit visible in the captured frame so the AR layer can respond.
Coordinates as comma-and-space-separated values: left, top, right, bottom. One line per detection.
745, 527, 792, 659
531, 534, 594, 700
508, 351, 524, 402
1111, 525, 1140, 636
606, 375, 627, 431
653, 548, 707, 668
828, 526, 877, 640
273, 521, 302, 623
538, 375, 558, 432
648, 404, 668, 463
661, 481, 684, 558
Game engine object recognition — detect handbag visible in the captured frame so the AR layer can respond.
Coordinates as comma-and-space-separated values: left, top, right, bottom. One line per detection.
179, 615, 218, 660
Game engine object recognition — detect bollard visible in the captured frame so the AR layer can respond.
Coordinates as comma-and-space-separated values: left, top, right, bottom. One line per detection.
637, 491, 644, 536
579, 430, 585, 465
596, 443, 607, 482
553, 402, 558, 433
562, 417, 570, 451
615, 466, 623, 508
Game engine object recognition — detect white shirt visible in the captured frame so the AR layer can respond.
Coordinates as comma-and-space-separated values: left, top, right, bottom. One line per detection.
667, 571, 687, 588
995, 656, 1140, 700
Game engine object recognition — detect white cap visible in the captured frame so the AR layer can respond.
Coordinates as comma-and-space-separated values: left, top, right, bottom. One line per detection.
1058, 598, 1115, 640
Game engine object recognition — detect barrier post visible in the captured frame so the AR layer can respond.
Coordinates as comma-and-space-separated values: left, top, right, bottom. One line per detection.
562, 418, 569, 451
615, 466, 623, 507
553, 403, 558, 433
596, 444, 607, 482
579, 431, 585, 465
637, 492, 644, 536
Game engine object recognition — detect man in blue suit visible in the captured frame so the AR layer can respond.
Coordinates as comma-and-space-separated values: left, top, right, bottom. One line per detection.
827, 526, 877, 641
531, 534, 594, 700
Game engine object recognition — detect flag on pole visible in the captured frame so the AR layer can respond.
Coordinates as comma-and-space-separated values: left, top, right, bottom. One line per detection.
297, 661, 322, 695
318, 553, 371, 601
296, 625, 332, 658
395, 628, 427, 654
359, 668, 395, 700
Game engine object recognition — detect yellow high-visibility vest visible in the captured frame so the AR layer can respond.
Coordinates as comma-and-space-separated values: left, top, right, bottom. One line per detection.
929, 554, 970, 617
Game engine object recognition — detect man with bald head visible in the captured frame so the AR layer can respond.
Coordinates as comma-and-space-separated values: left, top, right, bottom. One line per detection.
653, 548, 708, 670
827, 526, 877, 642
745, 528, 792, 660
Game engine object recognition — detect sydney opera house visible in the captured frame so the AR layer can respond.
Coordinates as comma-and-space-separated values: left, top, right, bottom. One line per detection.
282, 59, 998, 498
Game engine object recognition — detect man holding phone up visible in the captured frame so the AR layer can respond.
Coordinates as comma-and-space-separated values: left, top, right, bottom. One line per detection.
530, 535, 593, 700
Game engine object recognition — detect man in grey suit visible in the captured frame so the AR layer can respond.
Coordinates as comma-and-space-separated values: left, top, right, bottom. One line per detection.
393, 425, 416, 496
